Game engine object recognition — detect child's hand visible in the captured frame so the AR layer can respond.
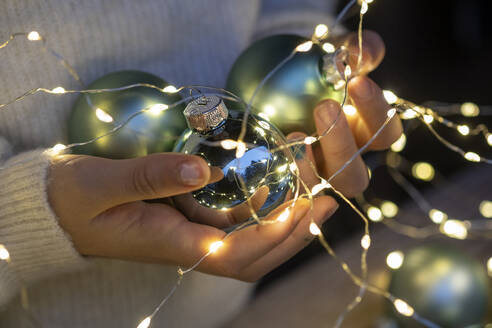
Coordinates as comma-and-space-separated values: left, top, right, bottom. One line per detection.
48, 153, 337, 281
289, 30, 403, 197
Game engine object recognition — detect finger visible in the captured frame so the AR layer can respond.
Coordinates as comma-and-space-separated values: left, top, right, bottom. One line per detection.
173, 185, 270, 228
348, 76, 403, 150
286, 132, 319, 189
314, 100, 369, 197
238, 196, 338, 281
343, 30, 385, 74
199, 198, 311, 277
51, 153, 217, 217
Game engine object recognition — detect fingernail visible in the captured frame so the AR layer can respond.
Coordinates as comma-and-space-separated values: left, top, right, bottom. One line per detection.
351, 77, 373, 100
179, 162, 204, 186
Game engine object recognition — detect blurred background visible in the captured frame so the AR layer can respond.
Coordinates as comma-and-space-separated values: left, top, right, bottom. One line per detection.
255, 0, 492, 295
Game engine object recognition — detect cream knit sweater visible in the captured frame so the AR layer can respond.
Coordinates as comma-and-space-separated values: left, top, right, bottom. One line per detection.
0, 1, 335, 326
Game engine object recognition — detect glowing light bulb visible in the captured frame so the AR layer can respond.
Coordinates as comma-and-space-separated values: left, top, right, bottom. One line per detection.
479, 201, 492, 218
367, 206, 383, 222
423, 114, 434, 124
314, 24, 329, 38
442, 220, 468, 240
394, 299, 414, 317
386, 251, 404, 269
136, 316, 151, 328
27, 31, 41, 41
334, 80, 346, 90
411, 162, 435, 181
95, 108, 114, 123
464, 152, 480, 162
296, 41, 313, 52
429, 209, 447, 224
401, 108, 417, 120
289, 162, 297, 173
390, 134, 406, 152
309, 222, 322, 236
235, 141, 247, 158
277, 208, 291, 222
304, 136, 317, 145
487, 257, 492, 276
457, 125, 470, 136
322, 42, 336, 53
381, 201, 399, 218
360, 1, 369, 14
487, 134, 492, 147
263, 104, 276, 117
220, 139, 237, 150
312, 179, 330, 196
343, 105, 357, 116
387, 108, 397, 118
148, 103, 168, 115
162, 85, 179, 93
47, 143, 67, 156
344, 65, 352, 78
460, 102, 479, 117
382, 90, 398, 104
361, 234, 371, 249
209, 241, 224, 254
51, 86, 66, 94
0, 245, 10, 261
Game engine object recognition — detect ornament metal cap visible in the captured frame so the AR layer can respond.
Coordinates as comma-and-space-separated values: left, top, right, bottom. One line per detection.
184, 95, 229, 133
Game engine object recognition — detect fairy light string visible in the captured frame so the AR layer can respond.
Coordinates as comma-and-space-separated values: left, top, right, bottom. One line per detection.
0, 1, 490, 327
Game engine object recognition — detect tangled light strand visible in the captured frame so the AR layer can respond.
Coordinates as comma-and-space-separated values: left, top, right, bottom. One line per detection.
0, 0, 490, 327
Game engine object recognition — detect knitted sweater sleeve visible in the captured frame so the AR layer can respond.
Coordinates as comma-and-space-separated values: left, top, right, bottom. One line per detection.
0, 137, 87, 307
254, 0, 341, 40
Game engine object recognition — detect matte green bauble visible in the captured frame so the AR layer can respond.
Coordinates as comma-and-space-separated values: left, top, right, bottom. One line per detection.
68, 70, 186, 159
389, 244, 489, 327
226, 34, 344, 135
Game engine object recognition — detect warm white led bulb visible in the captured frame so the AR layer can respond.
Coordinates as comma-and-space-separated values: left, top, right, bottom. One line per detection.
367, 206, 383, 222
304, 136, 317, 145
423, 114, 434, 124
487, 134, 492, 147
464, 152, 480, 162
361, 234, 371, 249
487, 257, 492, 276
381, 201, 399, 218
401, 108, 417, 120
460, 102, 479, 117
162, 85, 179, 93
382, 90, 398, 104
428, 209, 447, 224
0, 245, 10, 261
314, 24, 329, 38
322, 42, 336, 53
276, 163, 288, 173
95, 108, 114, 123
220, 139, 237, 150
343, 105, 357, 116
387, 108, 397, 118
457, 125, 470, 136
289, 162, 298, 173
411, 162, 435, 181
479, 201, 492, 218
393, 299, 414, 317
148, 103, 168, 115
136, 316, 151, 328
312, 179, 330, 196
27, 31, 41, 41
360, 1, 369, 14
309, 222, 322, 236
344, 65, 352, 78
296, 41, 313, 52
441, 220, 468, 240
390, 134, 406, 152
235, 141, 247, 158
51, 86, 66, 94
386, 250, 404, 269
209, 241, 224, 254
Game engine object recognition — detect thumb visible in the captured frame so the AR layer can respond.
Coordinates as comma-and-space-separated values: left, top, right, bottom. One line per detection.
49, 153, 221, 217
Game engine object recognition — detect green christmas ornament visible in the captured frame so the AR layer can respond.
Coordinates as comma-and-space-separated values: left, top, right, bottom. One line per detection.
226, 34, 344, 135
389, 244, 489, 328
68, 70, 186, 159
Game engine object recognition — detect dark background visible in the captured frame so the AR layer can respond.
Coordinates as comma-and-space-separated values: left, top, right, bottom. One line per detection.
256, 0, 492, 295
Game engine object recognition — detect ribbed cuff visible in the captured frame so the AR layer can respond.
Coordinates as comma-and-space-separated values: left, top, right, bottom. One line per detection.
0, 149, 87, 306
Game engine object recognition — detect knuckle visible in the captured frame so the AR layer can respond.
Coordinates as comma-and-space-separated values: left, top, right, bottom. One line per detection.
130, 160, 159, 197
